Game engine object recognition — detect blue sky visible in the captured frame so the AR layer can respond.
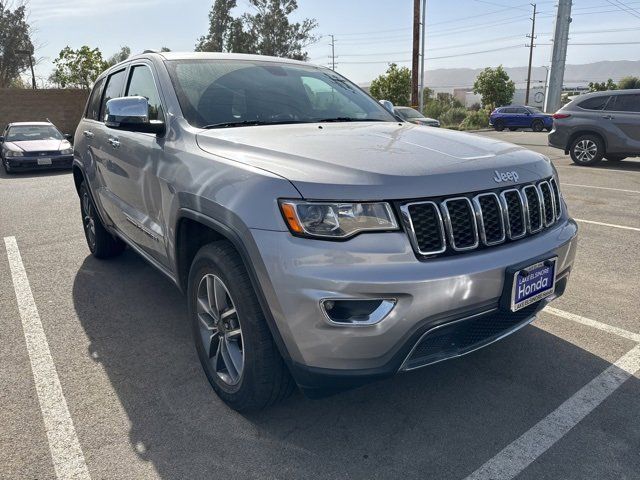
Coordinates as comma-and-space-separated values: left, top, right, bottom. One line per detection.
28, 0, 640, 86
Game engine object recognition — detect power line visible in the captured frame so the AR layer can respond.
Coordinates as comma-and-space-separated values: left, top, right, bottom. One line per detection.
605, 0, 640, 19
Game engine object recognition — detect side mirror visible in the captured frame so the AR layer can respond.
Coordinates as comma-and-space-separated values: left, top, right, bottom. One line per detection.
0, 136, 4, 143
379, 99, 395, 113
64, 133, 73, 141
105, 96, 165, 135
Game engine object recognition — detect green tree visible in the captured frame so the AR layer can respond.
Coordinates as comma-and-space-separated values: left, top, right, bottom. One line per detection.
196, 0, 317, 60
105, 46, 131, 68
369, 63, 412, 106
49, 46, 106, 89
617, 76, 640, 90
588, 79, 617, 92
0, 3, 35, 88
473, 65, 515, 109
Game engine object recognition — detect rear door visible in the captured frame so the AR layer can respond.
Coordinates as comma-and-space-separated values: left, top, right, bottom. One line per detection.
91, 68, 129, 228
605, 94, 640, 153
514, 107, 530, 127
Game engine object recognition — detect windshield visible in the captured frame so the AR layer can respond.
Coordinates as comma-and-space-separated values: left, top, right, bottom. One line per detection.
396, 107, 424, 119
6, 125, 63, 142
165, 59, 396, 128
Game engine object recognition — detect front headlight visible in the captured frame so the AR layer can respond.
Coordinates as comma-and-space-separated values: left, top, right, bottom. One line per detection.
279, 200, 398, 239
60, 148, 73, 155
4, 150, 24, 157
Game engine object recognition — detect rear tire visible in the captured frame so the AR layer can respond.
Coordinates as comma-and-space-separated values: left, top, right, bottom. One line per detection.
79, 181, 125, 258
605, 155, 626, 162
531, 120, 544, 132
188, 241, 295, 411
494, 120, 505, 132
570, 134, 604, 166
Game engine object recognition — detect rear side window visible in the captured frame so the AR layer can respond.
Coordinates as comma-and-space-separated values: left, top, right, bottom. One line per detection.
578, 96, 610, 111
608, 94, 640, 112
85, 77, 105, 120
515, 108, 528, 114
126, 65, 164, 121
99, 69, 127, 121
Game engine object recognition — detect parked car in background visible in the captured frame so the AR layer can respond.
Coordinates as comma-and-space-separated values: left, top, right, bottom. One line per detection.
73, 51, 577, 411
1, 122, 73, 173
490, 105, 553, 132
394, 106, 440, 127
548, 89, 640, 166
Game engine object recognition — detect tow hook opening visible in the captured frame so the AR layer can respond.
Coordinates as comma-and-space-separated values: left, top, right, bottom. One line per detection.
321, 298, 396, 326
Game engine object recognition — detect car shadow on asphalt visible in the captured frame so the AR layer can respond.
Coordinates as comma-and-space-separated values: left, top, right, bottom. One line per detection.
72, 251, 639, 480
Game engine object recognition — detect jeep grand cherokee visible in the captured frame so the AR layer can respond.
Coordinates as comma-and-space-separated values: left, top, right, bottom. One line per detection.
72, 52, 578, 411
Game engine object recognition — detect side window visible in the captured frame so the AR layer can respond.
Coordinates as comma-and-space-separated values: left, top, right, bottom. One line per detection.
503, 108, 515, 114
99, 69, 127, 121
608, 94, 640, 113
516, 108, 528, 114
126, 65, 164, 121
578, 96, 610, 111
85, 77, 105, 120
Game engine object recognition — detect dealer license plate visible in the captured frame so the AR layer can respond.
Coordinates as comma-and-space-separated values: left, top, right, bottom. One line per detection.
510, 258, 557, 311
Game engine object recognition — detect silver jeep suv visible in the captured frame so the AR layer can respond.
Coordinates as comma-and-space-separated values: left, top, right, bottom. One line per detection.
73, 52, 578, 410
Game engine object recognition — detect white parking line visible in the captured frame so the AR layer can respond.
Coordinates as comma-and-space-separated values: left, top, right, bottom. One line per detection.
574, 218, 640, 232
562, 183, 640, 194
544, 307, 640, 343
3, 236, 91, 480
555, 165, 640, 175
465, 343, 640, 480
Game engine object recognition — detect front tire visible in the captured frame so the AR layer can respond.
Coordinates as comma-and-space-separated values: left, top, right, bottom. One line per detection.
570, 134, 604, 166
188, 241, 295, 411
79, 181, 125, 258
2, 157, 13, 174
493, 120, 505, 131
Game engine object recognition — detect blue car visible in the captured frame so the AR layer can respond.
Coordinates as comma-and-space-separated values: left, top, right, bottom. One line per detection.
489, 105, 553, 132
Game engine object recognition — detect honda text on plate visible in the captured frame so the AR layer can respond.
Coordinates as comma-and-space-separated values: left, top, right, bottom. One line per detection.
72, 52, 578, 411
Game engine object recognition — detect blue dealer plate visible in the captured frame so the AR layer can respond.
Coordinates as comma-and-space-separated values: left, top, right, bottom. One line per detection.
511, 258, 557, 312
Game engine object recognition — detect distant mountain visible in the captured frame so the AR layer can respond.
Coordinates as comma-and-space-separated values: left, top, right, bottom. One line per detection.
360, 60, 640, 92
426, 60, 640, 91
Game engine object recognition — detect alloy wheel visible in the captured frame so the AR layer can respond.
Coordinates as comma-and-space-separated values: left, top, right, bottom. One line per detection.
573, 139, 598, 163
82, 192, 96, 249
196, 274, 244, 386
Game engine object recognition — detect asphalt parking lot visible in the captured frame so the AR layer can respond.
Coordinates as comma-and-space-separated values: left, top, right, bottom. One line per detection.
1, 131, 639, 480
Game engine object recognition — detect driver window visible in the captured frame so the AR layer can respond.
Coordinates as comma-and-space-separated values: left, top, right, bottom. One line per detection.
126, 65, 164, 121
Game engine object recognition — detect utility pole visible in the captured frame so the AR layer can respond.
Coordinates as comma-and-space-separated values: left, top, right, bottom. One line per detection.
418, 0, 427, 113
329, 34, 336, 70
411, 0, 420, 107
544, 0, 572, 113
525, 3, 536, 105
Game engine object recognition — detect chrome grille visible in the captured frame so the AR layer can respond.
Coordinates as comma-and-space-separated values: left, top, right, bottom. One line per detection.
402, 179, 562, 257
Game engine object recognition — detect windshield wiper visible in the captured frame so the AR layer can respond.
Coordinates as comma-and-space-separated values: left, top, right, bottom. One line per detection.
201, 120, 307, 129
316, 117, 386, 123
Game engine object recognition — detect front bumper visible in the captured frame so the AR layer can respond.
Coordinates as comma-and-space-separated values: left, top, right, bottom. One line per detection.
250, 215, 578, 391
5, 154, 73, 171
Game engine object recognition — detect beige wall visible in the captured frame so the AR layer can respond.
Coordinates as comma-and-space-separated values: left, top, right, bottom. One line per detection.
0, 89, 89, 136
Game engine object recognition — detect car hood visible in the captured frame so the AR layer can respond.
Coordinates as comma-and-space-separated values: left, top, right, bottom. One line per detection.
6, 139, 70, 152
196, 122, 554, 200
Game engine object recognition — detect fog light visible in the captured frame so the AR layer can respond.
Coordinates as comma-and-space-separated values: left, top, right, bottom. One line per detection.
320, 299, 396, 326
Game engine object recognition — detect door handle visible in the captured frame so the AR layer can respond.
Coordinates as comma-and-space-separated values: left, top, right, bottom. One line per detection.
107, 137, 120, 149
602, 115, 615, 120
83, 130, 94, 138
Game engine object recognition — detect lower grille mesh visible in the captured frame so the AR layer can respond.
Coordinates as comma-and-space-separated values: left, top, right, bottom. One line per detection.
402, 302, 541, 370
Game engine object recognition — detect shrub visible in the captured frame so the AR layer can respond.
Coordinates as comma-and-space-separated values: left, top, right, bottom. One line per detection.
439, 106, 468, 127
459, 109, 490, 130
